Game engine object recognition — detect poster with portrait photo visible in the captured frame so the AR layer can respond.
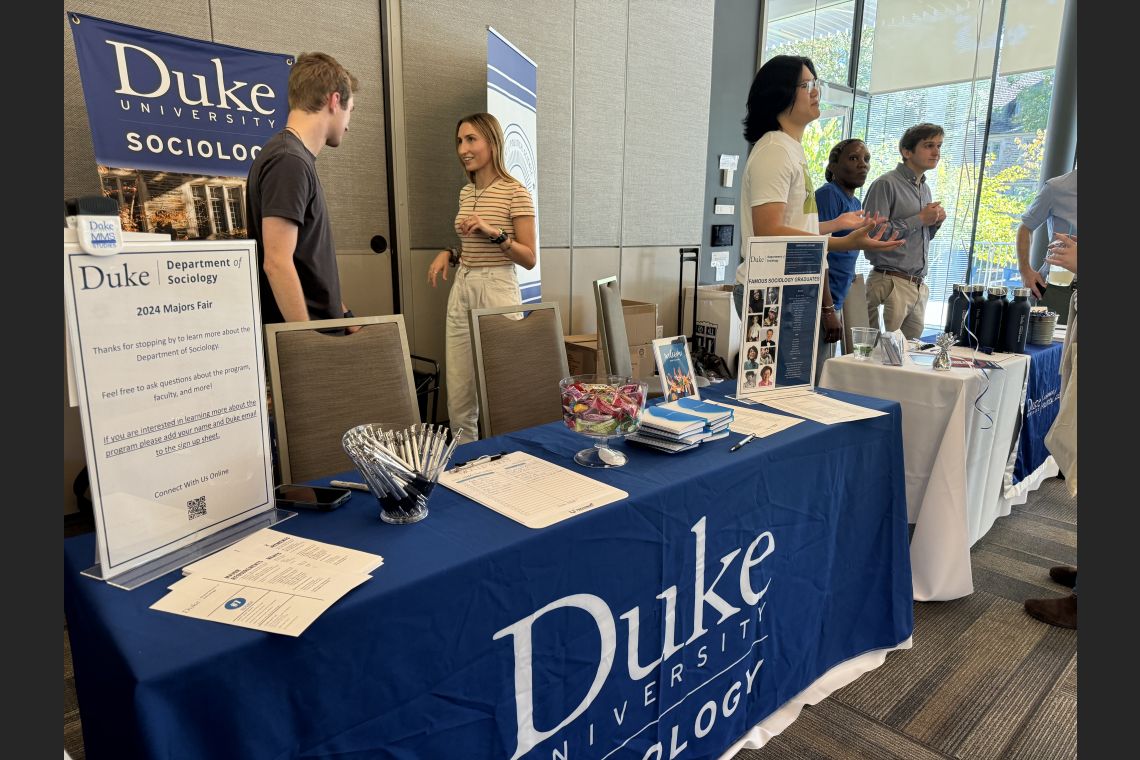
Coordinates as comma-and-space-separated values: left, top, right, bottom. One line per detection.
735, 236, 826, 400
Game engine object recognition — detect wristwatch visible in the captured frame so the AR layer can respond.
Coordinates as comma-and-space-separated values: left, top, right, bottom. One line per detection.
488, 228, 508, 245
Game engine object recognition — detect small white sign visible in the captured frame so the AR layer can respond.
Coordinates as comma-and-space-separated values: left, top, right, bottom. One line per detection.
719, 154, 740, 170
714, 203, 735, 215
710, 250, 731, 266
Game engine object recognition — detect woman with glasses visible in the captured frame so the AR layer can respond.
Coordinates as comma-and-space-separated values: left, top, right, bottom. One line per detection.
731, 56, 900, 356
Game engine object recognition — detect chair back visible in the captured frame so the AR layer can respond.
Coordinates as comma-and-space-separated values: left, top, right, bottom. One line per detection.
594, 276, 632, 376
841, 274, 870, 354
470, 303, 569, 438
266, 316, 420, 483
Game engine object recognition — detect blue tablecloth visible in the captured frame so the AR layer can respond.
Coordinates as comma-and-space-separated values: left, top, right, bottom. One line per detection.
1012, 340, 1063, 482
64, 385, 912, 760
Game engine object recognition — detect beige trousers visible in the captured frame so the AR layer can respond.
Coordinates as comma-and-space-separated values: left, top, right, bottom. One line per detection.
1044, 289, 1077, 497
865, 270, 930, 339
444, 264, 521, 441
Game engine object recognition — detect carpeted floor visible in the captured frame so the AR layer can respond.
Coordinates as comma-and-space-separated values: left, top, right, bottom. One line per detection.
63, 478, 1077, 759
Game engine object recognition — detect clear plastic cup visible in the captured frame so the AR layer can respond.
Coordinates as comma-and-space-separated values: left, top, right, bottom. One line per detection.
849, 327, 879, 360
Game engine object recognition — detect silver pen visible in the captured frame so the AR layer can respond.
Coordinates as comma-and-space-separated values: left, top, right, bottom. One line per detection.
729, 433, 756, 452
330, 480, 370, 492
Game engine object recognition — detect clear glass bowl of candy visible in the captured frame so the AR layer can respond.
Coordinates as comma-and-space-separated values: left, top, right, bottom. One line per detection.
559, 374, 647, 467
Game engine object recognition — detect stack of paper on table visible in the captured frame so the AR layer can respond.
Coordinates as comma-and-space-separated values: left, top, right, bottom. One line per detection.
628, 397, 734, 453
151, 529, 382, 636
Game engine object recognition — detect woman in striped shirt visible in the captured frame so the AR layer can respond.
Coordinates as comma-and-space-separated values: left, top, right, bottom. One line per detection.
428, 112, 537, 440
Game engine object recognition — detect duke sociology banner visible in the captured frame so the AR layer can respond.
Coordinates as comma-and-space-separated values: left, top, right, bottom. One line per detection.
69, 12, 290, 178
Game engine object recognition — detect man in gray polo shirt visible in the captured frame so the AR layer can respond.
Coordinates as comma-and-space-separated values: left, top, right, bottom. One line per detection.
862, 123, 946, 338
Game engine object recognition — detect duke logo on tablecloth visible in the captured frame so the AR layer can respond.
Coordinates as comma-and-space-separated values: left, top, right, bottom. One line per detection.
493, 516, 776, 759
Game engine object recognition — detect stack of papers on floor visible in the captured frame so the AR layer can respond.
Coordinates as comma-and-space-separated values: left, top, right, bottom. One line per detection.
150, 529, 382, 637
628, 397, 734, 453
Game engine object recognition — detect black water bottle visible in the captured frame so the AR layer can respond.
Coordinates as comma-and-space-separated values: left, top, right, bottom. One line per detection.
962, 284, 986, 347
943, 284, 969, 337
1001, 287, 1032, 353
978, 286, 1007, 351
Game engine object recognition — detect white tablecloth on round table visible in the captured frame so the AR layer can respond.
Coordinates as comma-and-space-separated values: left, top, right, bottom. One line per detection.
820, 349, 1030, 601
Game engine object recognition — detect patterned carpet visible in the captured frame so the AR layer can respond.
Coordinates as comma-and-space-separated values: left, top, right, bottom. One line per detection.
63, 478, 1077, 759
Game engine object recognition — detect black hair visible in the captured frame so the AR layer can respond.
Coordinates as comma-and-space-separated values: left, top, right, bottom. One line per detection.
743, 55, 817, 144
899, 123, 944, 155
824, 138, 865, 182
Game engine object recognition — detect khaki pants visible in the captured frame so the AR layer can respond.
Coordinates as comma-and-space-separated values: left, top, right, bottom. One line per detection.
1044, 289, 1077, 497
865, 270, 929, 339
444, 264, 521, 441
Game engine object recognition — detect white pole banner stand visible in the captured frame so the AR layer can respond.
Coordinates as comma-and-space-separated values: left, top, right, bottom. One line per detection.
64, 235, 288, 590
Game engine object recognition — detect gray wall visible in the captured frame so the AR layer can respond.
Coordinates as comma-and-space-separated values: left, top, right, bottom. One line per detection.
398, 0, 715, 366
698, 0, 762, 286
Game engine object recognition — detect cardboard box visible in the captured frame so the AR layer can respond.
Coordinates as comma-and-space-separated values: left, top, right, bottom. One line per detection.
628, 342, 656, 381
621, 299, 659, 346
682, 285, 742, 367
564, 334, 605, 376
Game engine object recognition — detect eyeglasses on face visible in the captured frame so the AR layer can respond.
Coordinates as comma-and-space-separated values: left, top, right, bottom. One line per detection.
796, 79, 822, 93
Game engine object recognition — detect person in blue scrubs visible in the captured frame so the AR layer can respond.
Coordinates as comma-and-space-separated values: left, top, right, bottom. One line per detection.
815, 139, 873, 356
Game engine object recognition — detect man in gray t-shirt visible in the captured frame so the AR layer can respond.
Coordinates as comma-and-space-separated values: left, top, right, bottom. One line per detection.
246, 52, 358, 328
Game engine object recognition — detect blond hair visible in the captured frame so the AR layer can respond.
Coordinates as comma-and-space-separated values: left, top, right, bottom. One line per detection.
455, 112, 519, 185
289, 52, 358, 113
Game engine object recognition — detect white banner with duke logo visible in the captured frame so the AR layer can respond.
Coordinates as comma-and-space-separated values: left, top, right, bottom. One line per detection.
487, 27, 541, 304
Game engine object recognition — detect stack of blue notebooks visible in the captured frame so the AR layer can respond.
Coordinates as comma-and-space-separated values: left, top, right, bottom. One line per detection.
627, 397, 734, 453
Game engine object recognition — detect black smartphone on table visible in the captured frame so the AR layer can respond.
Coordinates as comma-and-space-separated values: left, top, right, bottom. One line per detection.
274, 484, 352, 511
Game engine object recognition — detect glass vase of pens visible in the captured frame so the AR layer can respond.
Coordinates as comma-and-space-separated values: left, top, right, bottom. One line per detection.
342, 423, 462, 524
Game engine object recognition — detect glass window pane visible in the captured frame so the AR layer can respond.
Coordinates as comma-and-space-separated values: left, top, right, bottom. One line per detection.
208, 186, 226, 234
764, 1, 856, 87
970, 70, 1054, 291
226, 187, 244, 234
191, 185, 210, 239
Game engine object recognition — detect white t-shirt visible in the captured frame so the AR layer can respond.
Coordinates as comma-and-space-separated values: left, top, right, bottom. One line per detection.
735, 130, 820, 285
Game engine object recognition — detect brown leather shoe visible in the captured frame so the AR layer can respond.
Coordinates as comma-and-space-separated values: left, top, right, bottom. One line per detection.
1024, 594, 1077, 629
1049, 565, 1078, 588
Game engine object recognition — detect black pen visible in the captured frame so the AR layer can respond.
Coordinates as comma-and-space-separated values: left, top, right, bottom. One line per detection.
452, 451, 508, 468
729, 433, 756, 452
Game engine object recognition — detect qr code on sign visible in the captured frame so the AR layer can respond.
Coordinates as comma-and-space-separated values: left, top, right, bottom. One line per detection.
187, 495, 207, 520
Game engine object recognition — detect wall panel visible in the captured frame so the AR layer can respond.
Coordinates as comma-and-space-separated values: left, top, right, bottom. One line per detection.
571, 0, 628, 247
400, 1, 574, 250
621, 0, 714, 247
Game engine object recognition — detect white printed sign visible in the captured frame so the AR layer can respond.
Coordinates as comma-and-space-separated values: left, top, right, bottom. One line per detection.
64, 239, 273, 581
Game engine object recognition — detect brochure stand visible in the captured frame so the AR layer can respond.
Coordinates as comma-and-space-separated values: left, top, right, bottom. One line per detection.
82, 508, 296, 591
